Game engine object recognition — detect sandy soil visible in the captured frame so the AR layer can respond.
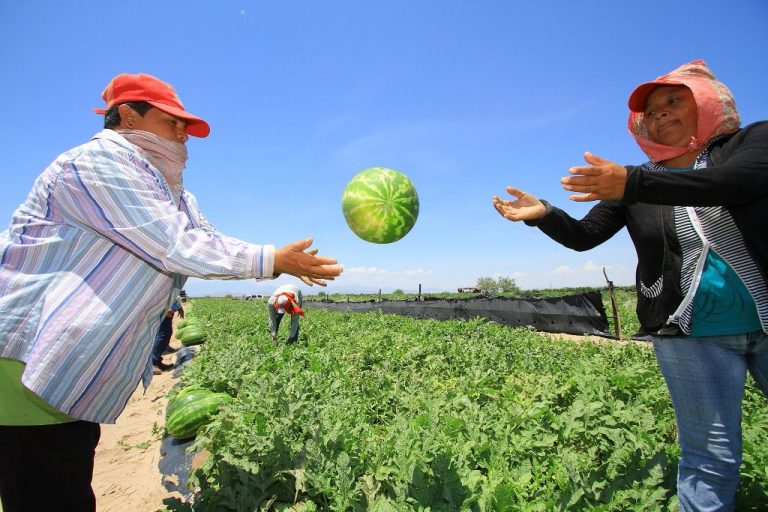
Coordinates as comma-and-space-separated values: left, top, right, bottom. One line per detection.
545, 331, 646, 346
93, 325, 185, 512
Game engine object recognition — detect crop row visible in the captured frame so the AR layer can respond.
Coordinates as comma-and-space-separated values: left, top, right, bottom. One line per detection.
165, 298, 768, 511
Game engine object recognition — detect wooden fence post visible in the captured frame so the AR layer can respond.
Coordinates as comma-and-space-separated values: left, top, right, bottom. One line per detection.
603, 267, 622, 341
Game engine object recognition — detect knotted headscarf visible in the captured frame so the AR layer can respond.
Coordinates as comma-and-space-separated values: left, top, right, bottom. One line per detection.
274, 293, 305, 316
627, 60, 740, 163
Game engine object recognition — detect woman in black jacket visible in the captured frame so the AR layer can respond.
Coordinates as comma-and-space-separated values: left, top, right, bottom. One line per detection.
494, 60, 768, 511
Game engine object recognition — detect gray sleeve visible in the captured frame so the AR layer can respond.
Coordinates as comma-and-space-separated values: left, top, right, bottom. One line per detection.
289, 314, 300, 339
267, 304, 278, 335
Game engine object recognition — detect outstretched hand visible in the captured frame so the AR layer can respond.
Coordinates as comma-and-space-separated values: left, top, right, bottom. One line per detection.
492, 186, 547, 222
561, 152, 627, 202
274, 237, 343, 287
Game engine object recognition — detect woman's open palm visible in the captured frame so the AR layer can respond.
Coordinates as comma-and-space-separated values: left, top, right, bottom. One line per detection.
493, 186, 546, 222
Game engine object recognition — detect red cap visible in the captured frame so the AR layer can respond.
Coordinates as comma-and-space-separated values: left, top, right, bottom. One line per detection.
628, 77, 686, 113
94, 73, 210, 138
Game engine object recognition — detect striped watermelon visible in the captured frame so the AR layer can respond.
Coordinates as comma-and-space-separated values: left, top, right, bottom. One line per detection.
179, 327, 206, 346
176, 318, 198, 330
176, 319, 200, 333
166, 388, 232, 440
341, 167, 419, 244
166, 385, 208, 418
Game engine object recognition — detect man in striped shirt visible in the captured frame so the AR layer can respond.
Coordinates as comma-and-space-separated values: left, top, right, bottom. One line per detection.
0, 73, 343, 512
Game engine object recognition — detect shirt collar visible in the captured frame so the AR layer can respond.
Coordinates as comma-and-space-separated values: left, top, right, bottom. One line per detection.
92, 128, 135, 150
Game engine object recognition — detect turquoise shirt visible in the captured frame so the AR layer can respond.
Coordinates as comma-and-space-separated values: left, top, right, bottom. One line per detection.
665, 166, 762, 336
691, 252, 762, 336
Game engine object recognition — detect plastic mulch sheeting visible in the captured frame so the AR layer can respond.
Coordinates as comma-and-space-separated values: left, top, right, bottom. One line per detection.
159, 345, 201, 502
171, 345, 199, 378
158, 434, 197, 499
311, 292, 611, 336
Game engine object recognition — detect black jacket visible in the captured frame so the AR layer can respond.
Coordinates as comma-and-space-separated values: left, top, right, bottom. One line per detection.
529, 121, 768, 335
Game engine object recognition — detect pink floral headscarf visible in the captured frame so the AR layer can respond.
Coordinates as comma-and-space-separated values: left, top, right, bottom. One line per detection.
627, 60, 740, 163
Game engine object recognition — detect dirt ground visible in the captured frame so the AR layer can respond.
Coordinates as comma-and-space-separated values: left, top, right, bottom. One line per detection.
93, 324, 185, 512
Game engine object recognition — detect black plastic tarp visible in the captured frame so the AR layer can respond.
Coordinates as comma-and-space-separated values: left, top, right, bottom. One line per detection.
311, 292, 610, 336
158, 435, 196, 499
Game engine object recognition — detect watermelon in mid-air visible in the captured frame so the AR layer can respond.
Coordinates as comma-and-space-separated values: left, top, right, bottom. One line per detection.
341, 167, 419, 244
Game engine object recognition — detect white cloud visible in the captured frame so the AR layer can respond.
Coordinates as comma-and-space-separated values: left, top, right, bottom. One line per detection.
489, 271, 527, 280
582, 260, 601, 272
338, 266, 438, 291
183, 261, 634, 298
552, 260, 620, 275
530, 260, 635, 289
346, 266, 387, 274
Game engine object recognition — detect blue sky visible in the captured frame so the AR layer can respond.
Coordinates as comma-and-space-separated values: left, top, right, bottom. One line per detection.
2, 1, 767, 297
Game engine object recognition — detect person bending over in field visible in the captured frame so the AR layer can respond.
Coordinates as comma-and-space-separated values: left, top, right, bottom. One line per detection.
267, 283, 305, 343
494, 60, 768, 512
0, 72, 342, 512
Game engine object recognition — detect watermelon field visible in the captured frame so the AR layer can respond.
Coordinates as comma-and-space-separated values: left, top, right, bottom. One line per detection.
163, 296, 768, 511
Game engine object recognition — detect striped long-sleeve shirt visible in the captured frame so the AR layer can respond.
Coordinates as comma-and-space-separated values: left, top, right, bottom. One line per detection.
0, 129, 275, 423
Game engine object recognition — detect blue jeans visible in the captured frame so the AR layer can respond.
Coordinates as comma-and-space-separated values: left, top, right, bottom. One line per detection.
150, 316, 173, 365
653, 331, 768, 511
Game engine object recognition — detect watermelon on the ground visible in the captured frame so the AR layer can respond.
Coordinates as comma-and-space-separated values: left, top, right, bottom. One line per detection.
177, 318, 200, 329
179, 327, 206, 346
341, 167, 419, 244
177, 318, 198, 330
175, 320, 200, 339
166, 385, 208, 418
166, 389, 232, 440
166, 393, 203, 421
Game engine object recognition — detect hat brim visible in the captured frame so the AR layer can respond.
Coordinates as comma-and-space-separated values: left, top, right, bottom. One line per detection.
628, 79, 684, 112
147, 101, 210, 138
92, 101, 210, 138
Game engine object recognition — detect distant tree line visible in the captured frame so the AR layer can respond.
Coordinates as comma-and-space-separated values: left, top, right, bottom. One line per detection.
475, 276, 520, 294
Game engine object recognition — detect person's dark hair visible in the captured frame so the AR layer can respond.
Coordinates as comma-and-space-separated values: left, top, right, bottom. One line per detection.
103, 101, 153, 129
